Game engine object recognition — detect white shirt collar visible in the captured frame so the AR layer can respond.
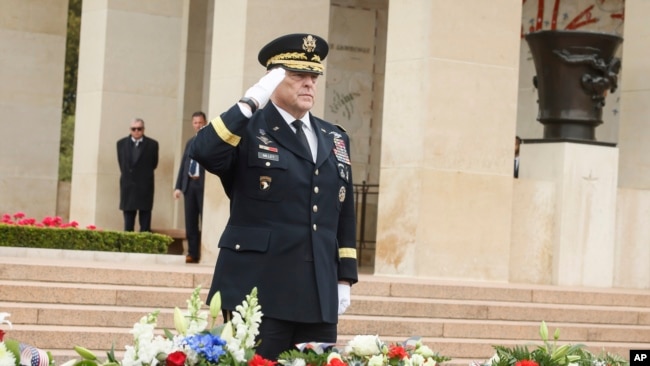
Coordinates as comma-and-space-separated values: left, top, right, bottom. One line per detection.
273, 103, 312, 133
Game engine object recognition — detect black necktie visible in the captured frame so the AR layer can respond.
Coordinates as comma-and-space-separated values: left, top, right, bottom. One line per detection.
132, 140, 141, 163
292, 120, 311, 154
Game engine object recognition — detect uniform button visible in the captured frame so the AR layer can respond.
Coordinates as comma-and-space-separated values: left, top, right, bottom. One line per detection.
235, 244, 241, 250
313, 224, 317, 231
314, 186, 319, 194
265, 162, 271, 167
315, 169, 319, 175
312, 205, 318, 213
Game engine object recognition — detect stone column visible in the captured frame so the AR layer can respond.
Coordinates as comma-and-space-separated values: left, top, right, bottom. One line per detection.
200, 0, 331, 263
614, 0, 650, 288
374, 0, 522, 280
0, 0, 68, 219
172, 0, 212, 230
69, 1, 186, 230
522, 142, 618, 287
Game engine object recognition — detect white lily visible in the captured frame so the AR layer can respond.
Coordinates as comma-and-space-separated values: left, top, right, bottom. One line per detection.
209, 291, 222, 326
173, 307, 187, 335
0, 313, 12, 329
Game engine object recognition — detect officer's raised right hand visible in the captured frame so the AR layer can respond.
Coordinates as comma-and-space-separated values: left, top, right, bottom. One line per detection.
240, 67, 286, 113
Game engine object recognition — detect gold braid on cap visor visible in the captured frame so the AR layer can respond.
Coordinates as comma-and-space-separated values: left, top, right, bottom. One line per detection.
266, 52, 324, 73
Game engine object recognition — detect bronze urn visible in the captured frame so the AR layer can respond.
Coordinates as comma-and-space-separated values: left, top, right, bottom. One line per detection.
525, 30, 623, 141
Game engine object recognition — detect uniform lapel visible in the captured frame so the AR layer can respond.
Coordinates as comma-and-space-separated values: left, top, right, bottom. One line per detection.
262, 106, 313, 162
313, 119, 334, 168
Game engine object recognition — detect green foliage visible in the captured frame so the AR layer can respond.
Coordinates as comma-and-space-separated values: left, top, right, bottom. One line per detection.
488, 322, 628, 366
58, 114, 75, 181
278, 349, 331, 366
59, 0, 82, 182
0, 224, 172, 254
63, 0, 81, 117
3, 339, 21, 366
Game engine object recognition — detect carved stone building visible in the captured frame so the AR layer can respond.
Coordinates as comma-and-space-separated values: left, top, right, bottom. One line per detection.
2, 0, 650, 289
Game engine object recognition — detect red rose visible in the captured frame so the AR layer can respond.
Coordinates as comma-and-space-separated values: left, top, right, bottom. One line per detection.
328, 358, 347, 366
387, 345, 408, 360
248, 354, 277, 366
166, 351, 187, 366
0, 329, 5, 342
515, 360, 539, 366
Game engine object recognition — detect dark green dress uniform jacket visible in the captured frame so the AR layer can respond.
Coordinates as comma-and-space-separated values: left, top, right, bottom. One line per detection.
190, 103, 358, 324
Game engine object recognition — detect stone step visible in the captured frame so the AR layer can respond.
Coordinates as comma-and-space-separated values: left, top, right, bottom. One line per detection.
350, 295, 650, 325
339, 316, 650, 343
4, 257, 650, 308
2, 250, 648, 363
3, 281, 649, 330
5, 289, 648, 326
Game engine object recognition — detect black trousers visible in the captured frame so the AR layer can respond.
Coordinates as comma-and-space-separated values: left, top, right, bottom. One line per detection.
122, 210, 152, 232
254, 316, 336, 361
184, 178, 204, 259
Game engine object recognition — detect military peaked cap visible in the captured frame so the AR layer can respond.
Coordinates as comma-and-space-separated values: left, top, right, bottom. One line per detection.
258, 33, 329, 75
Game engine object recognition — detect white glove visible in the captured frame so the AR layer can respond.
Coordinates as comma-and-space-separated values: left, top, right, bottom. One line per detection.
337, 283, 351, 315
244, 67, 286, 109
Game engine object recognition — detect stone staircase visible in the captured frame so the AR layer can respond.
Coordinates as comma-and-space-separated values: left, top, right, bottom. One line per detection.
1, 250, 649, 366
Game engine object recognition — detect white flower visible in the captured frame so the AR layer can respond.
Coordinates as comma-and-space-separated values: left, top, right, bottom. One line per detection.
415, 344, 434, 358
423, 357, 438, 366
345, 335, 383, 356
122, 309, 175, 366
182, 286, 209, 335
410, 353, 425, 366
327, 352, 343, 362
367, 354, 385, 366
291, 359, 306, 366
0, 343, 16, 366
0, 313, 11, 330
486, 353, 499, 365
59, 360, 77, 366
226, 288, 263, 362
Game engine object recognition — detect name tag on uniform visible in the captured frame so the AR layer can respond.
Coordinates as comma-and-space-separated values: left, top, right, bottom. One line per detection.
258, 152, 279, 161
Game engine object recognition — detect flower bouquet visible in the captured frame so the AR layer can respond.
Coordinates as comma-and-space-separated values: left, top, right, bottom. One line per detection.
471, 321, 628, 366
65, 286, 267, 366
277, 335, 450, 366
62, 286, 449, 366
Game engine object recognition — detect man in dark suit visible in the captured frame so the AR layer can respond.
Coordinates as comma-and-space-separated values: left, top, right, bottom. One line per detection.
116, 118, 159, 232
190, 33, 358, 360
174, 111, 207, 264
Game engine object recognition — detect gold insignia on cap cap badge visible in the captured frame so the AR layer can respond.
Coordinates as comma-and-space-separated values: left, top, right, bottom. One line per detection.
303, 35, 317, 52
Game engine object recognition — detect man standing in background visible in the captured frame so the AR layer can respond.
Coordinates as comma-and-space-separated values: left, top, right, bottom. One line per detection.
116, 118, 159, 232
174, 111, 208, 263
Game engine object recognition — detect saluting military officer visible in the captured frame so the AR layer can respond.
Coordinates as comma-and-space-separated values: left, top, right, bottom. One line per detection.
190, 33, 358, 360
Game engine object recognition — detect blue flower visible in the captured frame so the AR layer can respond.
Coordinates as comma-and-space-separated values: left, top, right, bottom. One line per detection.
185, 333, 226, 362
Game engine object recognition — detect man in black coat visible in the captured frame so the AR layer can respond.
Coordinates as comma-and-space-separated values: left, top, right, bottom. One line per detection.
190, 33, 358, 360
116, 118, 159, 232
174, 111, 207, 263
